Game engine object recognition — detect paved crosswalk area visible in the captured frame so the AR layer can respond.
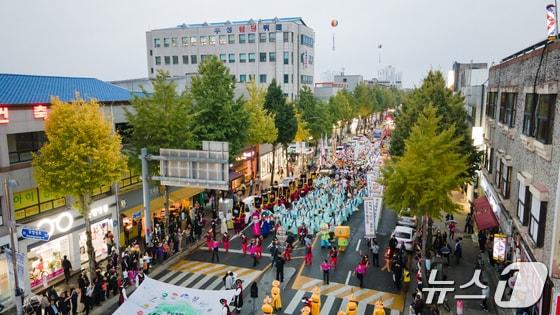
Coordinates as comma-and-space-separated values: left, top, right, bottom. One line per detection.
282, 275, 404, 315
279, 288, 403, 315
152, 260, 264, 290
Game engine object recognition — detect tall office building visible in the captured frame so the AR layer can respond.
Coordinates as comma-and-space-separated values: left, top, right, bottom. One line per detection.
146, 17, 315, 100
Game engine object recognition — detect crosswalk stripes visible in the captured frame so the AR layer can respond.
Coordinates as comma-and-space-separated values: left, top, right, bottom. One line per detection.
285, 290, 306, 314
191, 274, 214, 289
292, 275, 405, 311
320, 296, 337, 315
179, 273, 204, 287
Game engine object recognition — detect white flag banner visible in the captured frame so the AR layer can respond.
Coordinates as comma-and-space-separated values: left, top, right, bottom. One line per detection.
113, 276, 236, 315
364, 196, 383, 238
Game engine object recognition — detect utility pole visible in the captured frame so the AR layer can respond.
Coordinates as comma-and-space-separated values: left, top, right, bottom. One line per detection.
3, 178, 22, 315
140, 148, 153, 245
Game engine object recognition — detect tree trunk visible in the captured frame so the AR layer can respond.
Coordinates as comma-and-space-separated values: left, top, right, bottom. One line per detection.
285, 145, 290, 177
164, 185, 170, 238
270, 145, 276, 187
80, 194, 97, 281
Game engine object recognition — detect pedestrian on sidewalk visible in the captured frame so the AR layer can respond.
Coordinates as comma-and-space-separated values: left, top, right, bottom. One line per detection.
392, 261, 402, 290
249, 239, 259, 267
275, 255, 285, 282
211, 239, 220, 263
465, 212, 474, 234
454, 238, 463, 264
62, 255, 72, 284
478, 230, 487, 252
481, 281, 490, 311
320, 259, 331, 285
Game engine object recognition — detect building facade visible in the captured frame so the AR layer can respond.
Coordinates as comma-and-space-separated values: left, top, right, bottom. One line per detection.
480, 40, 560, 314
145, 17, 315, 100
451, 62, 488, 132
0, 74, 204, 306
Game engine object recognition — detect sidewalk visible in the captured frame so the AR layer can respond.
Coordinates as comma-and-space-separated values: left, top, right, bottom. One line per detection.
404, 191, 508, 315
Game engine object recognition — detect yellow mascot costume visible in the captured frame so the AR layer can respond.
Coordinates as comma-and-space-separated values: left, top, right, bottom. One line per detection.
262, 295, 273, 315
373, 300, 385, 315
271, 280, 282, 311
311, 286, 321, 315
345, 295, 357, 315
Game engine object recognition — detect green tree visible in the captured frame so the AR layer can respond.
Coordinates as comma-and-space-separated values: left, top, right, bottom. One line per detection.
264, 79, 297, 185
328, 90, 355, 137
126, 71, 196, 230
244, 81, 278, 145
294, 109, 311, 142
390, 71, 480, 179
296, 87, 333, 142
190, 56, 249, 158
381, 105, 468, 282
33, 98, 128, 279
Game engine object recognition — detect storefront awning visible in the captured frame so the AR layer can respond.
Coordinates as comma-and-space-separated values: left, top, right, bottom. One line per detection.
122, 187, 204, 217
474, 196, 499, 230
229, 171, 243, 181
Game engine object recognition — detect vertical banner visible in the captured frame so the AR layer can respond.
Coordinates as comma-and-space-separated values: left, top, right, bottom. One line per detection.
364, 197, 382, 238
547, 4, 557, 40
493, 233, 507, 263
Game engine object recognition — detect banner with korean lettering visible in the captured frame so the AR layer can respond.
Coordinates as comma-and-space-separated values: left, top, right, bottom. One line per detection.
364, 197, 383, 238
547, 4, 558, 40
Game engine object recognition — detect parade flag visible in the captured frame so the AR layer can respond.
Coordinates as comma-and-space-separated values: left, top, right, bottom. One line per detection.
547, 4, 557, 40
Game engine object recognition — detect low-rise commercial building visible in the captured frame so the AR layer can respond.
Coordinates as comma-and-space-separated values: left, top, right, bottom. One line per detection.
479, 39, 560, 314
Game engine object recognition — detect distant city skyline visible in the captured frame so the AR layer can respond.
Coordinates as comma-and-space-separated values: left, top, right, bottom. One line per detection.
0, 0, 551, 88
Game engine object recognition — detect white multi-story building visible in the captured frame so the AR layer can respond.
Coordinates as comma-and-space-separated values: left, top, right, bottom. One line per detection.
146, 17, 315, 100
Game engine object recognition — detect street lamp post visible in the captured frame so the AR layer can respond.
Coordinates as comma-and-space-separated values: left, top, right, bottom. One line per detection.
3, 178, 22, 315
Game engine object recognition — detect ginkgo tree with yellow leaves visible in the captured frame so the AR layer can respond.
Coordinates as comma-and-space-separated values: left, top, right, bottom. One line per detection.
33, 98, 128, 279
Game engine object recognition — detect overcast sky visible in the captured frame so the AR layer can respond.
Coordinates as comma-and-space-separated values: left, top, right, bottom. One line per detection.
0, 0, 551, 87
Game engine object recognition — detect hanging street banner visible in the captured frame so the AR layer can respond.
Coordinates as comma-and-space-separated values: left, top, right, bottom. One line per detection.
547, 4, 557, 40
114, 276, 236, 315
364, 196, 383, 238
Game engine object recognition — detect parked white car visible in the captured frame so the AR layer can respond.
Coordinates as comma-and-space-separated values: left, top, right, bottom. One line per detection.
242, 196, 258, 224
392, 225, 415, 251
397, 215, 417, 228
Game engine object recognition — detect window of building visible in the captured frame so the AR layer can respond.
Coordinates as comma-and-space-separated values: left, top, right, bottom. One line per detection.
529, 197, 547, 247
248, 33, 256, 43
259, 33, 267, 43
499, 92, 517, 127
239, 34, 246, 44
228, 54, 235, 63
301, 75, 313, 85
190, 55, 197, 64
219, 54, 227, 63
259, 52, 267, 62
190, 37, 198, 46
486, 92, 497, 119
171, 37, 177, 47
163, 38, 170, 47
284, 74, 289, 84
259, 74, 267, 84
248, 74, 255, 81
300, 34, 314, 47
486, 147, 494, 173
239, 74, 247, 83
182, 37, 189, 47
517, 182, 531, 225
495, 158, 502, 188
182, 55, 188, 64
219, 35, 227, 44
228, 34, 235, 44
164, 56, 171, 65
172, 56, 179, 65
524, 94, 556, 144
500, 164, 512, 199
283, 52, 289, 65
150, 67, 154, 74
154, 38, 161, 48
269, 52, 276, 62
269, 32, 276, 42
155, 56, 161, 65
283, 32, 290, 43
239, 53, 247, 63
150, 50, 153, 56
200, 36, 208, 45
248, 53, 256, 63
200, 55, 207, 63
209, 35, 216, 45
8, 131, 47, 164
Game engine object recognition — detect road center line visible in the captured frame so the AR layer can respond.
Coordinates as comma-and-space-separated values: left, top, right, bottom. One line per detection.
345, 271, 352, 285
356, 239, 362, 252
